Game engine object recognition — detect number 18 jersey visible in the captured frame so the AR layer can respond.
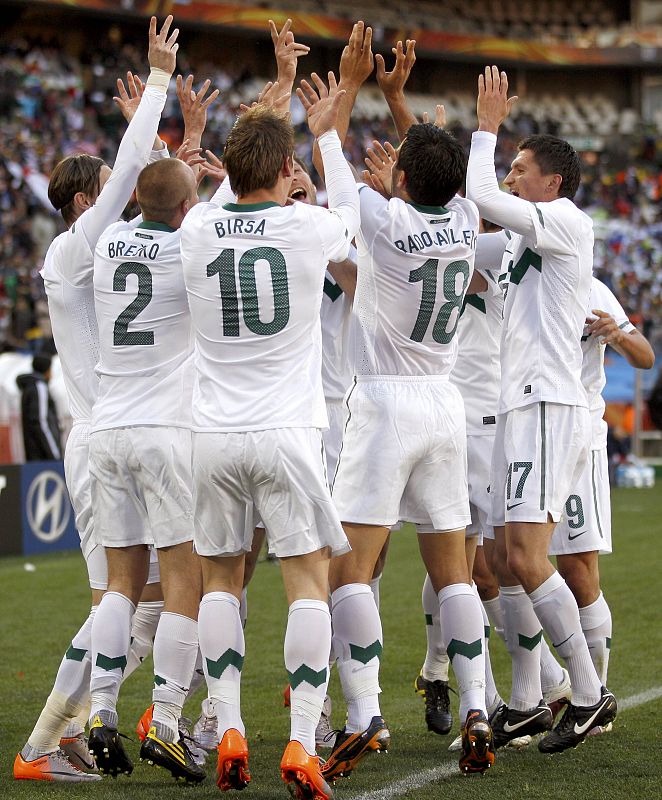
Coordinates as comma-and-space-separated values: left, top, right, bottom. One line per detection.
353, 186, 479, 377
180, 199, 353, 432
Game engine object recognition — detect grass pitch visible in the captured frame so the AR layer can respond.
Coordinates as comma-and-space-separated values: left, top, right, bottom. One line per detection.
1, 486, 661, 799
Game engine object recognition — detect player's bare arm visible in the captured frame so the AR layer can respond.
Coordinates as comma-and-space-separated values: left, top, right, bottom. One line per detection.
327, 256, 357, 302
476, 65, 518, 135
376, 39, 417, 141
588, 310, 655, 368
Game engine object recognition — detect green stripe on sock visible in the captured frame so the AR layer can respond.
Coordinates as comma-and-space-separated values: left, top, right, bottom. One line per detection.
447, 638, 482, 661
206, 648, 244, 679
518, 630, 544, 651
287, 664, 328, 690
349, 640, 383, 664
96, 653, 127, 673
65, 645, 87, 662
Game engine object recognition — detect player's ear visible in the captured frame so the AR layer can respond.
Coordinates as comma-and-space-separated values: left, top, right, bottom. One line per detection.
73, 191, 92, 211
282, 155, 294, 178
547, 173, 562, 196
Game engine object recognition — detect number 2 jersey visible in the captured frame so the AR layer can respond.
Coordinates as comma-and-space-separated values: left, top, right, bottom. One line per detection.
91, 221, 193, 432
352, 186, 479, 377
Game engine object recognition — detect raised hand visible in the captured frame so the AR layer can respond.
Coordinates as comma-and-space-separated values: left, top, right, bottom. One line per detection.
422, 103, 446, 129
477, 65, 518, 134
588, 309, 626, 346
339, 21, 374, 90
113, 71, 144, 123
197, 149, 227, 186
176, 75, 219, 139
238, 80, 291, 115
174, 139, 206, 169
296, 72, 345, 138
148, 14, 179, 75
270, 18, 310, 87
364, 139, 397, 198
375, 39, 416, 99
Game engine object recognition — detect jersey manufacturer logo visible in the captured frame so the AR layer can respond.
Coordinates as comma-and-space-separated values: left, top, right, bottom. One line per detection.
524, 385, 532, 394
26, 470, 71, 543
506, 501, 525, 511
568, 530, 587, 540
552, 633, 574, 649
482, 416, 496, 425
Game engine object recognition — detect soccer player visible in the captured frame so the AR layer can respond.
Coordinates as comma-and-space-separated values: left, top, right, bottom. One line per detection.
319, 25, 493, 779
13, 16, 177, 784
466, 66, 617, 753
550, 278, 654, 698
180, 74, 359, 799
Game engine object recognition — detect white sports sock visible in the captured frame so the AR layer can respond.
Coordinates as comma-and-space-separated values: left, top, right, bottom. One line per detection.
438, 583, 486, 721
475, 586, 500, 710
285, 599, 332, 754
579, 592, 612, 685
89, 592, 135, 723
26, 608, 96, 754
529, 572, 602, 706
124, 600, 163, 679
240, 588, 248, 629
539, 636, 565, 695
331, 583, 382, 733
62, 708, 88, 740
151, 612, 199, 742
482, 596, 506, 643
369, 574, 382, 611
499, 585, 543, 711
199, 592, 245, 740
186, 649, 206, 701
421, 574, 449, 681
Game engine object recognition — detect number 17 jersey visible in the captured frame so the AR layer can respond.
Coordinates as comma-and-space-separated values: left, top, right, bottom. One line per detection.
353, 186, 479, 377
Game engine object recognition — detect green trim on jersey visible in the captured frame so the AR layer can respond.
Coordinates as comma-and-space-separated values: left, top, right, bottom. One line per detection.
136, 221, 177, 232
533, 204, 545, 228
222, 201, 280, 212
407, 201, 450, 215
591, 450, 604, 538
540, 401, 547, 511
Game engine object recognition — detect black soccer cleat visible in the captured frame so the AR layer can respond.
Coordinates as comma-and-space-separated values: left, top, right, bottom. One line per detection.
414, 673, 453, 735
87, 715, 133, 777
538, 687, 617, 754
491, 701, 553, 749
459, 709, 495, 774
140, 726, 206, 784
321, 716, 390, 781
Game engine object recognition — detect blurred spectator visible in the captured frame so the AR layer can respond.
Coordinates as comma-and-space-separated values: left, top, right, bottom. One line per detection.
16, 351, 62, 461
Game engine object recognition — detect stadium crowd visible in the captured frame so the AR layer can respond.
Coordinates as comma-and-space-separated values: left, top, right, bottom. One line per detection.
1, 31, 662, 356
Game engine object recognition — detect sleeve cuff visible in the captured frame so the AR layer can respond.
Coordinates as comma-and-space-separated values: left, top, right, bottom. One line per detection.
472, 130, 498, 144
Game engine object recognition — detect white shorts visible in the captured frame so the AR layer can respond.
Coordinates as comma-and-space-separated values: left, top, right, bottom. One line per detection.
549, 447, 612, 555
192, 427, 349, 559
324, 399, 344, 486
467, 433, 494, 540
332, 377, 470, 531
89, 426, 194, 549
490, 402, 590, 527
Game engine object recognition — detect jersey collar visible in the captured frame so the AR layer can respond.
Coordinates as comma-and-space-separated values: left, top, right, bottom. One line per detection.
136, 221, 177, 232
407, 201, 450, 215
222, 201, 280, 212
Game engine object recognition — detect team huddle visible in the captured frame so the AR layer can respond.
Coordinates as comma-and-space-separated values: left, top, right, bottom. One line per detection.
12, 14, 655, 800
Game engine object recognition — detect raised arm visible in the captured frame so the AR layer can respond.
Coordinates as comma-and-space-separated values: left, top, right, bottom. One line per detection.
375, 39, 417, 142
78, 15, 178, 248
176, 74, 219, 175
113, 71, 166, 155
269, 18, 310, 114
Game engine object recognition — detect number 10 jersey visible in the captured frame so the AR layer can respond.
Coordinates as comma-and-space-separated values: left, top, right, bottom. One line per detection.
352, 186, 479, 377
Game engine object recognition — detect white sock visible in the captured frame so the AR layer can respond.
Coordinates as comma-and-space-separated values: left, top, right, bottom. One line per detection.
439, 583, 486, 721
369, 574, 382, 611
26, 608, 96, 754
331, 583, 382, 733
539, 637, 565, 695
579, 592, 612, 685
186, 649, 206, 701
285, 599, 332, 755
124, 600, 163, 680
152, 612, 199, 742
529, 572, 602, 706
199, 592, 245, 741
421, 574, 449, 681
89, 592, 135, 724
499, 585, 543, 711
62, 708, 88, 740
482, 596, 506, 643
476, 586, 500, 710
240, 588, 248, 630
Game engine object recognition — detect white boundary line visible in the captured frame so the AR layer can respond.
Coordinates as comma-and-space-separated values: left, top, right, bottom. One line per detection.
347, 686, 662, 800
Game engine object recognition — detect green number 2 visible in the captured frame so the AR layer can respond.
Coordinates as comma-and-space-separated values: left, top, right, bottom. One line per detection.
113, 262, 154, 346
207, 247, 290, 336
408, 259, 470, 344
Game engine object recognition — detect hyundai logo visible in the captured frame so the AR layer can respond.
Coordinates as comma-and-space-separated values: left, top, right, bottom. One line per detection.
26, 470, 71, 543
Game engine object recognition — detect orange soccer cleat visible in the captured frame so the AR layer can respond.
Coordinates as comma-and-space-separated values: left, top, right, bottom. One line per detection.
216, 728, 251, 791
13, 750, 101, 783
136, 704, 154, 742
281, 740, 334, 800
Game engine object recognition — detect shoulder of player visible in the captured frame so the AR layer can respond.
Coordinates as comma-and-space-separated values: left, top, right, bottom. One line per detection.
534, 197, 592, 232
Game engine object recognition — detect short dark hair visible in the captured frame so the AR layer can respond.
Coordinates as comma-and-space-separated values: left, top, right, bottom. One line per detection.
48, 154, 105, 226
518, 135, 581, 199
396, 123, 466, 207
223, 105, 294, 198
32, 353, 52, 375
136, 159, 195, 222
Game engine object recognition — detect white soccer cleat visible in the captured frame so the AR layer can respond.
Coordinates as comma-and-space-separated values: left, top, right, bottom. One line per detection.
315, 695, 334, 749
193, 698, 218, 753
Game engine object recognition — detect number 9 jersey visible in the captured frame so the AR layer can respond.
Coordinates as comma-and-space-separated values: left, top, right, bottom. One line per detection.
91, 220, 194, 432
352, 186, 479, 377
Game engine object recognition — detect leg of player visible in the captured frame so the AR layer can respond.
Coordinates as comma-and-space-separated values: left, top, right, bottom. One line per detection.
417, 573, 453, 736
506, 522, 616, 753
370, 536, 390, 610
279, 548, 336, 800
139, 541, 204, 784
198, 553, 251, 792
418, 529, 494, 775
323, 524, 391, 780
88, 545, 150, 777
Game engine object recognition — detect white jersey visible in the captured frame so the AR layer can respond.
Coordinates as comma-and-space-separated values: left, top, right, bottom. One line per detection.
582, 277, 634, 449
353, 186, 479, 377
91, 221, 193, 431
450, 268, 502, 435
41, 86, 168, 423
467, 131, 593, 414
321, 263, 354, 403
